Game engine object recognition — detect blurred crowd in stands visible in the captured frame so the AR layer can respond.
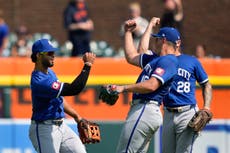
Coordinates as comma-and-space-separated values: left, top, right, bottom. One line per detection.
0, 0, 220, 59
1, 25, 118, 58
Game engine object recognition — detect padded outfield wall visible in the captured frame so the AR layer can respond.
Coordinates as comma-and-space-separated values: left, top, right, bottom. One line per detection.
0, 57, 230, 153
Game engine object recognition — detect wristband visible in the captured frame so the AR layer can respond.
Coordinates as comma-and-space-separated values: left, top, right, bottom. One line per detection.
84, 62, 92, 67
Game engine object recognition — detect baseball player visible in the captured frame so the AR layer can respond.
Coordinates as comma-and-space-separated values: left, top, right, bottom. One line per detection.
111, 18, 179, 153
138, 17, 213, 153
28, 38, 96, 153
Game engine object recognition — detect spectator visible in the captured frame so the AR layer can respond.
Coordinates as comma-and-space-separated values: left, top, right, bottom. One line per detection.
160, 0, 183, 34
63, 0, 94, 57
0, 10, 9, 57
195, 44, 221, 59
11, 25, 32, 57
195, 44, 207, 59
120, 2, 149, 48
0, 10, 11, 118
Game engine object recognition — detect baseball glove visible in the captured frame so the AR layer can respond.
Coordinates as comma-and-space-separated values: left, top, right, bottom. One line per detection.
77, 119, 101, 144
99, 85, 119, 105
188, 109, 213, 132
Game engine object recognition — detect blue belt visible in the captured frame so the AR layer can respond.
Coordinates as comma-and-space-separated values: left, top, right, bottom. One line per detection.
165, 104, 195, 113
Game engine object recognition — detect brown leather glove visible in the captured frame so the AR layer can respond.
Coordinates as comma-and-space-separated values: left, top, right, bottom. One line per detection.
188, 109, 213, 132
78, 119, 101, 144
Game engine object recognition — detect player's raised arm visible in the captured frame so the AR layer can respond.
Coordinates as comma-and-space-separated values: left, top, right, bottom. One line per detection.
124, 19, 141, 67
60, 52, 96, 96
138, 17, 160, 54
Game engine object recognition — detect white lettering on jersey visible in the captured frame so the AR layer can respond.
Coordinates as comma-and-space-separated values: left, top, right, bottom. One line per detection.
177, 68, 191, 80
144, 64, 152, 75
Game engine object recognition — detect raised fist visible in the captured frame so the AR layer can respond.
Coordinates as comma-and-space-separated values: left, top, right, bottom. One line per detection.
83, 52, 96, 66
124, 19, 137, 32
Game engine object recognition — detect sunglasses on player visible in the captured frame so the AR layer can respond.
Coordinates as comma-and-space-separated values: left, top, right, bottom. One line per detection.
39, 51, 55, 56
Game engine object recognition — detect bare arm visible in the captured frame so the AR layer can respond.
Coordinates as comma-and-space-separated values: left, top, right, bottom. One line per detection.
0, 37, 8, 56
138, 17, 160, 54
123, 19, 141, 67
64, 99, 82, 123
124, 29, 140, 67
116, 77, 161, 94
174, 0, 183, 21
200, 81, 212, 110
69, 19, 94, 31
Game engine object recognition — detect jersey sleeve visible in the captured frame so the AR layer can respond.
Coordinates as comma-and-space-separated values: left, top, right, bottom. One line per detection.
140, 52, 158, 68
31, 70, 64, 98
63, 6, 74, 28
34, 78, 64, 99
194, 59, 209, 84
151, 56, 178, 84
2, 25, 9, 37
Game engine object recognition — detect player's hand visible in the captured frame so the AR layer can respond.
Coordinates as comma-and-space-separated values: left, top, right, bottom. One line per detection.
83, 52, 96, 66
149, 17, 160, 28
124, 19, 137, 32
115, 85, 126, 93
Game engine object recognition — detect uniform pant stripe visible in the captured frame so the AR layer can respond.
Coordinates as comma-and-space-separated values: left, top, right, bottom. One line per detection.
189, 107, 197, 153
36, 123, 42, 153
125, 104, 146, 153
189, 133, 196, 153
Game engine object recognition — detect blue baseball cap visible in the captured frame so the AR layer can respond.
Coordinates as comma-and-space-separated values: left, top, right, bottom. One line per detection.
151, 27, 181, 44
32, 39, 58, 53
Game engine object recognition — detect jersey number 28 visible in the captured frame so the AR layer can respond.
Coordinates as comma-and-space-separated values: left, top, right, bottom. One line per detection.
177, 81, 190, 93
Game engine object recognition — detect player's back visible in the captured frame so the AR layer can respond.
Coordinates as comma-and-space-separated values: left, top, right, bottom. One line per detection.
163, 54, 208, 107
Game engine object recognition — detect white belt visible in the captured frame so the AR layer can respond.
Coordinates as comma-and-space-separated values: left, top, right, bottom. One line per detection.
131, 99, 160, 106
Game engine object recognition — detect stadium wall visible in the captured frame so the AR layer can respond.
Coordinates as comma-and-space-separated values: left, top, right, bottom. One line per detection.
0, 57, 230, 119
0, 57, 230, 153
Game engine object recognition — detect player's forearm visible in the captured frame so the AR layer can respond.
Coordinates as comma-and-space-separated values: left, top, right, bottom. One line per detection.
61, 64, 91, 96
124, 31, 140, 66
138, 17, 160, 54
64, 100, 81, 122
69, 64, 91, 92
201, 82, 212, 109
137, 23, 152, 54
119, 77, 161, 94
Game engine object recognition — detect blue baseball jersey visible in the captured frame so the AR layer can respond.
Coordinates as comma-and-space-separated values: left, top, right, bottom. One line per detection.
133, 54, 178, 104
30, 68, 65, 121
0, 23, 9, 47
163, 54, 208, 107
